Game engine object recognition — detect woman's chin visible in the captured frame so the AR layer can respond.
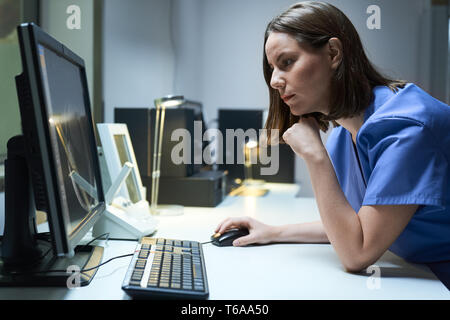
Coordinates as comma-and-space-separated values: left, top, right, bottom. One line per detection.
289, 108, 303, 117
287, 103, 304, 117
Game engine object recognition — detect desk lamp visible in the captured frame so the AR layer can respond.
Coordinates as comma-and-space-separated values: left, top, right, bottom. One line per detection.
244, 139, 258, 182
230, 139, 268, 197
150, 95, 185, 215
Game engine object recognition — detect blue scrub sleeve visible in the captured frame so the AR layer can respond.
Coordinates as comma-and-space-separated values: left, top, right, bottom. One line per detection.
358, 117, 448, 208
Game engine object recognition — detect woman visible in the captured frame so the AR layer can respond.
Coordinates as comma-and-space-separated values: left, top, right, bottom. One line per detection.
215, 1, 450, 276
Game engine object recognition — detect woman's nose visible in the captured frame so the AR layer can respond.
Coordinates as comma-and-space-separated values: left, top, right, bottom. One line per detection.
270, 70, 285, 90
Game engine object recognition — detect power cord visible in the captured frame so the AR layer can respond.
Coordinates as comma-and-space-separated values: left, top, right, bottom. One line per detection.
6, 232, 135, 276
78, 232, 110, 251
7, 252, 135, 276
3, 234, 211, 277
79, 253, 135, 275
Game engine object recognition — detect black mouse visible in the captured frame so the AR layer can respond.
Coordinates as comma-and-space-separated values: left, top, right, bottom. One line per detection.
211, 228, 250, 247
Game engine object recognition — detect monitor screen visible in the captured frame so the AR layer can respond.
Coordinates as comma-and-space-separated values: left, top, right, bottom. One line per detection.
113, 133, 140, 204
38, 44, 100, 237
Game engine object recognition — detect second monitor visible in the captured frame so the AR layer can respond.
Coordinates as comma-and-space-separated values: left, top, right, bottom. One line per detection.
94, 123, 157, 240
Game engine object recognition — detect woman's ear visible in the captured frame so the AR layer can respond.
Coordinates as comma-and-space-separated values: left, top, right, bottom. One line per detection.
328, 37, 343, 70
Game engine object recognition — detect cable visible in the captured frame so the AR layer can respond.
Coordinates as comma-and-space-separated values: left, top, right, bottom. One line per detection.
79, 253, 135, 275
78, 232, 110, 251
5, 233, 139, 277
8, 251, 135, 276
5, 236, 210, 277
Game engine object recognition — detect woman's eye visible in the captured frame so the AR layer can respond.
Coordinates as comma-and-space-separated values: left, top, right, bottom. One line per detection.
283, 59, 293, 67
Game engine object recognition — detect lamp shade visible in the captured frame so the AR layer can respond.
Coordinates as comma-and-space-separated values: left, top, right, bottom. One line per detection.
155, 95, 185, 108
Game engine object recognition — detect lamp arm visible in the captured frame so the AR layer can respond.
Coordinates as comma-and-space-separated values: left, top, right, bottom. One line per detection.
154, 106, 166, 211
151, 105, 161, 212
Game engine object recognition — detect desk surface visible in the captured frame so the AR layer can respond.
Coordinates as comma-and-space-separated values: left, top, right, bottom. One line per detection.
0, 184, 449, 299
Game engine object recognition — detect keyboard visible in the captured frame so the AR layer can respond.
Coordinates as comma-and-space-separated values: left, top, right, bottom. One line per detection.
122, 237, 209, 299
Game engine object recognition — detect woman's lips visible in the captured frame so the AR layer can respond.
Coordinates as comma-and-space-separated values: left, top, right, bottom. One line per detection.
282, 94, 295, 102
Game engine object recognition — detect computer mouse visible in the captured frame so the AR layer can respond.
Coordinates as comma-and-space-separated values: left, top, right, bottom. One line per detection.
211, 228, 250, 247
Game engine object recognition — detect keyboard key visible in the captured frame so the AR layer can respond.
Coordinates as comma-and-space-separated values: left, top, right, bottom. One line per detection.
194, 284, 204, 291
138, 250, 150, 259
182, 283, 192, 290
182, 241, 191, 248
135, 261, 146, 269
129, 280, 141, 287
193, 264, 202, 279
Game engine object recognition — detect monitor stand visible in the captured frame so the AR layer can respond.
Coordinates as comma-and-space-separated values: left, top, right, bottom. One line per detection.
0, 135, 103, 287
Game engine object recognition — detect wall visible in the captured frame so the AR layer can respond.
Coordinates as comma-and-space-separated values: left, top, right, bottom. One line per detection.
0, 0, 39, 160
102, 0, 175, 123
429, 2, 449, 103
172, 0, 440, 196
0, 192, 3, 235
0, 0, 39, 234
40, 0, 96, 109
0, 33, 21, 161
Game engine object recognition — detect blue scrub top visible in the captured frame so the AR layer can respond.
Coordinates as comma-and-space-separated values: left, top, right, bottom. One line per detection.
326, 83, 450, 264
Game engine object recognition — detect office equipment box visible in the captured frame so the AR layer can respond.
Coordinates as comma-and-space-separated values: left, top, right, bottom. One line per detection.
115, 107, 205, 178
141, 170, 226, 207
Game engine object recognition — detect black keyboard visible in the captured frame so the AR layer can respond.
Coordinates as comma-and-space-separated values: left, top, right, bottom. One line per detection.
122, 237, 209, 299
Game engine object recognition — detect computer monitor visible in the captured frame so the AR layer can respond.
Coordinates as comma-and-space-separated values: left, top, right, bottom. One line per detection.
218, 108, 295, 190
93, 123, 157, 240
0, 23, 105, 286
181, 100, 208, 174
218, 109, 265, 187
97, 123, 145, 205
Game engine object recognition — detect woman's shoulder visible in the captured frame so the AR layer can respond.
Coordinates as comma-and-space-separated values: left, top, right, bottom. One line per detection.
369, 84, 448, 119
359, 83, 450, 142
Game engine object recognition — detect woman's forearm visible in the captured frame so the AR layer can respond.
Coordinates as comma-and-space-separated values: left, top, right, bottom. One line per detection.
272, 220, 329, 243
305, 151, 365, 270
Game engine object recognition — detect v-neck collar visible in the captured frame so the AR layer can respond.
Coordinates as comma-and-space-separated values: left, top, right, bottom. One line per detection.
348, 131, 367, 189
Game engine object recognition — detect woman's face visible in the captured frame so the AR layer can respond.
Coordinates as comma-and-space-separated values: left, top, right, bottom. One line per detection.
265, 32, 334, 116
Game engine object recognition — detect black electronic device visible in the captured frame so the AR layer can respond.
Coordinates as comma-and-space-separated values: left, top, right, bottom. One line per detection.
0, 23, 105, 286
141, 170, 226, 207
210, 228, 250, 247
253, 143, 295, 183
218, 109, 264, 185
218, 109, 295, 189
114, 103, 206, 179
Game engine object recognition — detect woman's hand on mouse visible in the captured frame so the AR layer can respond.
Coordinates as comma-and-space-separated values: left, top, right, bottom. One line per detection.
282, 116, 327, 162
214, 216, 277, 247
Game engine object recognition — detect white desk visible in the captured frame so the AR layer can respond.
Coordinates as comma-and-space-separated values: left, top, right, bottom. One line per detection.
0, 184, 449, 300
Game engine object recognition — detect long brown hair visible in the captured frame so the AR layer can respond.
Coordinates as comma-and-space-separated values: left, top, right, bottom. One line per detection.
263, 1, 406, 142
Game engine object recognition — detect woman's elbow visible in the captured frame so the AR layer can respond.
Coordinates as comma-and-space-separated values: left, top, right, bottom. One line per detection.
341, 255, 374, 273
343, 262, 366, 273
